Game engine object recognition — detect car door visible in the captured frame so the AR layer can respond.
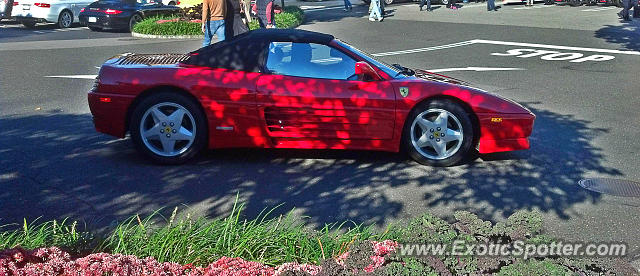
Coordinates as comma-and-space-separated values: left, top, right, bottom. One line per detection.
256, 42, 396, 142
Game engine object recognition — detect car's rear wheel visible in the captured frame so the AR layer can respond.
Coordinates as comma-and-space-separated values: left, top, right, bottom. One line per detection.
58, 10, 73, 28
403, 99, 474, 167
128, 13, 142, 32
130, 92, 207, 164
168, 1, 176, 4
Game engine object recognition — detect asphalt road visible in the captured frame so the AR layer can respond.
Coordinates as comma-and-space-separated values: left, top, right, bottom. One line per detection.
1, 1, 640, 265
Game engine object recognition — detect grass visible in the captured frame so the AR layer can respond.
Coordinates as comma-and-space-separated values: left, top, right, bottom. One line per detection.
0, 218, 94, 255
0, 198, 395, 267
132, 6, 305, 36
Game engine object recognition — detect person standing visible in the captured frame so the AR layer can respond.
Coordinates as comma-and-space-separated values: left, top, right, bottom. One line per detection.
618, 0, 631, 20
224, 0, 249, 39
369, 0, 382, 21
255, 0, 275, 28
487, 0, 496, 10
202, 0, 226, 47
343, 0, 352, 11
419, 0, 431, 11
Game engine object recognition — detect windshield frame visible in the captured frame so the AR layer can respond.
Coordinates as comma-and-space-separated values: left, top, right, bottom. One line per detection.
335, 39, 407, 79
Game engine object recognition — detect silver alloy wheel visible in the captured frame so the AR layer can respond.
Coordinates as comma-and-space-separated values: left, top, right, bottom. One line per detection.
410, 108, 464, 160
60, 11, 72, 28
140, 102, 196, 157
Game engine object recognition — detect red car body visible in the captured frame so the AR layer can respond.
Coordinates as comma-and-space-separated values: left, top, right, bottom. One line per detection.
88, 29, 534, 160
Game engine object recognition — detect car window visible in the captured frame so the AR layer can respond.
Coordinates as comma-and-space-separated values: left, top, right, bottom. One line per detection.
266, 42, 357, 80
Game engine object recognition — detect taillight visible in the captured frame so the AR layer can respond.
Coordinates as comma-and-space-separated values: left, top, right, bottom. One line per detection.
176, 1, 180, 4
13, 1, 19, 5
80, 7, 85, 12
104, 8, 122, 14
34, 3, 50, 7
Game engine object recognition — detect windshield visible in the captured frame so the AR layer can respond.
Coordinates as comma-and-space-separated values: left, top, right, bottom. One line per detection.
335, 39, 407, 79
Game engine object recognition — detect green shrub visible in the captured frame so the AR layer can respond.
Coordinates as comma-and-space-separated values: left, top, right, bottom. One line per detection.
133, 6, 304, 36
497, 259, 576, 276
379, 258, 437, 276
132, 17, 201, 36
399, 213, 458, 245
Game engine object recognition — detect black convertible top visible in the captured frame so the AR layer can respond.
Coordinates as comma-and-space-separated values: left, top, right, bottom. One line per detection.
241, 28, 335, 44
184, 29, 336, 72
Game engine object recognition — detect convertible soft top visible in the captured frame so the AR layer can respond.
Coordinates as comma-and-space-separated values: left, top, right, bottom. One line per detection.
184, 29, 336, 72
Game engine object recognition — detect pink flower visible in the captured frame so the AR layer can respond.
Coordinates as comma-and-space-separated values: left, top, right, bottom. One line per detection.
275, 262, 322, 276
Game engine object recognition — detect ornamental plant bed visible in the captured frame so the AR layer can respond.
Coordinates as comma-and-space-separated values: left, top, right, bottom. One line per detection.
0, 204, 637, 275
132, 6, 304, 36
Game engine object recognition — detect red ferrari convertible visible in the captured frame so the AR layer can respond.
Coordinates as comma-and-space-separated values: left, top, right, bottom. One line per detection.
88, 29, 535, 166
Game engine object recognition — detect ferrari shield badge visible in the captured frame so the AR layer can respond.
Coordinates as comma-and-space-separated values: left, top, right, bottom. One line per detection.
399, 87, 409, 97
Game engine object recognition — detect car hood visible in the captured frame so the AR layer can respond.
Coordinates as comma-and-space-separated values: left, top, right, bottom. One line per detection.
412, 69, 470, 86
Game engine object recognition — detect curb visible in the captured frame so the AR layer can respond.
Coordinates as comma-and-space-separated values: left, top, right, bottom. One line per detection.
131, 32, 202, 39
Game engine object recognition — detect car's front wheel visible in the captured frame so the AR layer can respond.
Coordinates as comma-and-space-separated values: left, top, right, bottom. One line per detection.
403, 99, 475, 166
129, 92, 207, 164
58, 10, 73, 28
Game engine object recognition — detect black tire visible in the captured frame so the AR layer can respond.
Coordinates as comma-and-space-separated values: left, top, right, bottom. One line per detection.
88, 26, 102, 31
569, 0, 580, 6
168, 1, 176, 4
128, 13, 142, 32
129, 91, 208, 164
362, 0, 371, 3
21, 21, 36, 28
57, 9, 73, 28
440, 0, 449, 4
402, 99, 475, 167
384, 0, 394, 4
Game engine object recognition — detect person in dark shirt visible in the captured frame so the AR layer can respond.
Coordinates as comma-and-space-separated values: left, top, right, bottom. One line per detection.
224, 0, 249, 38
254, 0, 275, 28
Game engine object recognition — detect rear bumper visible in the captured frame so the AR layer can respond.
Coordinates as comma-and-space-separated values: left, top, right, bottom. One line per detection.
88, 91, 134, 138
79, 13, 130, 29
476, 112, 535, 154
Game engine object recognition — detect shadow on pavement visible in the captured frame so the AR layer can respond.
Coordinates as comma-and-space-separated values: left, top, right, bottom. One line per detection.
594, 22, 640, 51
0, 103, 621, 231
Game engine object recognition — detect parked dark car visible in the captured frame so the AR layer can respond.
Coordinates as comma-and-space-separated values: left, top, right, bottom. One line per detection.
0, 0, 14, 20
79, 0, 180, 32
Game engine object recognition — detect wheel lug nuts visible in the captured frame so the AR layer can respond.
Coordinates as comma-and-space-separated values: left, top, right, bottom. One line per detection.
162, 122, 167, 126
170, 122, 174, 127
172, 129, 177, 133
436, 138, 440, 142
429, 135, 434, 139
160, 129, 164, 133
166, 134, 171, 138
430, 129, 434, 132
437, 127, 441, 131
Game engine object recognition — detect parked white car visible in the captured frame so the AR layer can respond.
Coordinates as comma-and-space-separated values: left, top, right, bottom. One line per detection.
11, 0, 93, 28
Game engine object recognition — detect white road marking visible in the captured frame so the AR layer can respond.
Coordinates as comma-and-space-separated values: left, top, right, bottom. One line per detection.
45, 75, 97, 79
372, 41, 476, 56
513, 5, 552, 9
471, 39, 640, 56
303, 6, 345, 11
582, 6, 616, 11
427, 67, 526, 72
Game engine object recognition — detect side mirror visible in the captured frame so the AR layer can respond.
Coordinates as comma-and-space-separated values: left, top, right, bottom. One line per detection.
355, 61, 381, 81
